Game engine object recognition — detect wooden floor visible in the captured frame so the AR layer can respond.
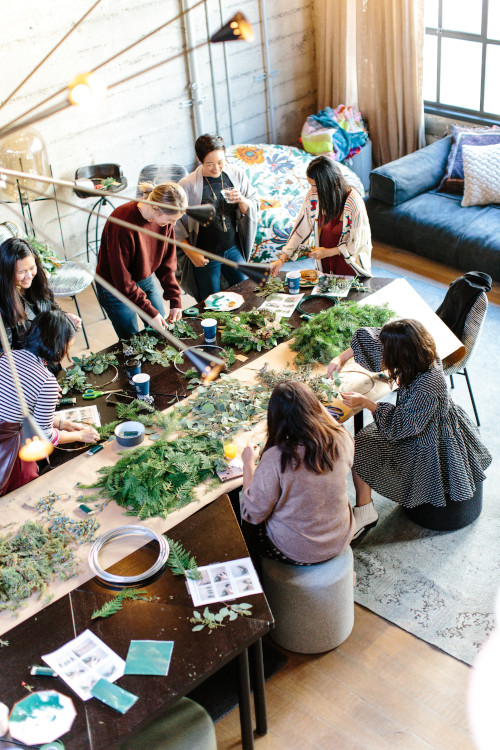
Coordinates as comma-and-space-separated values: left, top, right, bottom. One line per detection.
67, 246, 482, 750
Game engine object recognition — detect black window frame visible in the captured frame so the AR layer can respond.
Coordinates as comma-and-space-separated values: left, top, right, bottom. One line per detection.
424, 0, 500, 125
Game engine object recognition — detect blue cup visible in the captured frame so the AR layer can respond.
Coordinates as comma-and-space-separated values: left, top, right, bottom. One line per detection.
125, 359, 141, 385
132, 373, 150, 396
286, 270, 301, 294
201, 318, 218, 344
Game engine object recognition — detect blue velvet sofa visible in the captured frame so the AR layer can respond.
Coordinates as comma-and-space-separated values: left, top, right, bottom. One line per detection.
364, 136, 500, 282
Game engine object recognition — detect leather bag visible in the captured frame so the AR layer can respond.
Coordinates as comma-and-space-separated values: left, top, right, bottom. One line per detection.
0, 421, 22, 494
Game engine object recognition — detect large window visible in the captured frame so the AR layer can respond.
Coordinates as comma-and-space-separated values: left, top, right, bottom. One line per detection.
424, 0, 500, 124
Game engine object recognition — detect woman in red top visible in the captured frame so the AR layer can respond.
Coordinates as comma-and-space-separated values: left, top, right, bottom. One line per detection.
96, 182, 187, 341
271, 156, 372, 278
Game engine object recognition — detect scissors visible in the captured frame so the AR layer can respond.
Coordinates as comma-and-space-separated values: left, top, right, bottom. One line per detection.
82, 388, 124, 400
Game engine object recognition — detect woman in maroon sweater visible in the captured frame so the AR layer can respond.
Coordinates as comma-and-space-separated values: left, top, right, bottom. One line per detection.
96, 182, 187, 340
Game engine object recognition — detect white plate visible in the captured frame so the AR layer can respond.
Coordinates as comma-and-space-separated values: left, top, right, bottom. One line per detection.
204, 292, 245, 311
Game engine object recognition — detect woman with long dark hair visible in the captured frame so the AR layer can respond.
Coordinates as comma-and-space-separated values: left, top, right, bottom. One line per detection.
0, 237, 81, 350
270, 155, 372, 277
0, 311, 99, 496
328, 319, 492, 538
241, 381, 355, 565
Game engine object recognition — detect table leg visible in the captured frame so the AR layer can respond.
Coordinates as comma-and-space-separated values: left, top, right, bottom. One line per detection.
249, 638, 267, 735
237, 648, 254, 750
354, 410, 364, 434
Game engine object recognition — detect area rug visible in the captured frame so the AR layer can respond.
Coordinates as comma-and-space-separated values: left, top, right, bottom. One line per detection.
349, 266, 500, 665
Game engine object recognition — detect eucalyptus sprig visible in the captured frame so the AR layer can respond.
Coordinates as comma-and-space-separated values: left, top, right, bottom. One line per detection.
166, 319, 197, 339
60, 364, 89, 394
254, 277, 285, 297
71, 351, 119, 376
190, 603, 253, 632
257, 363, 342, 404
199, 310, 291, 352
91, 588, 149, 620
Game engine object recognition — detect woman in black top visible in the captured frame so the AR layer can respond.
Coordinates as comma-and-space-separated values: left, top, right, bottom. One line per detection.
0, 238, 81, 351
328, 319, 491, 538
176, 134, 259, 302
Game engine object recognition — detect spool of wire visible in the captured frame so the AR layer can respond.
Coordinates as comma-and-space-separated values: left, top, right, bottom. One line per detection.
88, 525, 170, 585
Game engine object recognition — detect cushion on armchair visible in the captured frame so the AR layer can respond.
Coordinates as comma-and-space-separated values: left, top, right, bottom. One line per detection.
370, 136, 452, 205
438, 124, 500, 194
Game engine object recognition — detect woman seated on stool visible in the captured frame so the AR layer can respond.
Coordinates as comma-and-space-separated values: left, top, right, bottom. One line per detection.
328, 319, 492, 538
96, 182, 187, 341
270, 155, 372, 278
0, 311, 99, 496
241, 381, 355, 565
0, 237, 81, 352
176, 133, 259, 302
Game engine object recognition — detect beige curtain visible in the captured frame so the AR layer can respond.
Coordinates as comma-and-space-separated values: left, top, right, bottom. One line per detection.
314, 0, 425, 166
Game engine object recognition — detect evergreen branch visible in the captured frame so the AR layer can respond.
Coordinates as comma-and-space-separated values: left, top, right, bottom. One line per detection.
91, 588, 149, 620
165, 538, 201, 580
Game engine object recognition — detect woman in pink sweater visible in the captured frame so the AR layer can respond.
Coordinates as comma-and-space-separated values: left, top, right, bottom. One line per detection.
241, 381, 355, 565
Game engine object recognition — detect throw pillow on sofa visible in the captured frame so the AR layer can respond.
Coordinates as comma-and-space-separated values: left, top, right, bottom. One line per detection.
462, 142, 500, 207
438, 124, 500, 194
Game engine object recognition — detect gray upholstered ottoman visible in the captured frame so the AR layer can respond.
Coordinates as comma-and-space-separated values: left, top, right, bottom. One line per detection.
261, 547, 354, 653
120, 697, 217, 750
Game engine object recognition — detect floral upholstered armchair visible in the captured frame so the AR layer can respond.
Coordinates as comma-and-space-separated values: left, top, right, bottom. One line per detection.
225, 143, 364, 263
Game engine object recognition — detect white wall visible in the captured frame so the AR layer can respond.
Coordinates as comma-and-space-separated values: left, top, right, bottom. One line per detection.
0, 0, 317, 256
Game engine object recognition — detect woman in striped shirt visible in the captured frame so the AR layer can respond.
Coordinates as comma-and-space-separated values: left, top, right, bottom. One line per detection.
0, 311, 99, 495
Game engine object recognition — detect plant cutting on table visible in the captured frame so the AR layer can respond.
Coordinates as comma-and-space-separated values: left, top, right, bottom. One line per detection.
200, 309, 292, 352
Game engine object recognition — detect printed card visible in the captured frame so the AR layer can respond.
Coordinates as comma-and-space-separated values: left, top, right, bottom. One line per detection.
186, 557, 262, 607
42, 629, 125, 701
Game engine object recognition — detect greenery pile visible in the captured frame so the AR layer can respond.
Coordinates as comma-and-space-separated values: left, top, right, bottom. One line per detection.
28, 236, 61, 276
256, 363, 342, 404
0, 521, 79, 612
200, 309, 291, 352
84, 434, 224, 519
290, 301, 394, 364
253, 277, 285, 297
176, 376, 269, 438
123, 330, 179, 368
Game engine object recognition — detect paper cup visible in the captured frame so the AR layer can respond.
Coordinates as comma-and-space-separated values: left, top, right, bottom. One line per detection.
201, 318, 218, 344
125, 359, 141, 385
286, 270, 301, 294
132, 373, 150, 396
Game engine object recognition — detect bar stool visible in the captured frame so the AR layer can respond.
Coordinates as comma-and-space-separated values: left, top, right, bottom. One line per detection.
120, 697, 217, 750
74, 163, 127, 262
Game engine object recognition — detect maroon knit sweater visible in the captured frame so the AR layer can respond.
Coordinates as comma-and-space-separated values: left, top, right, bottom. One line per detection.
96, 202, 182, 316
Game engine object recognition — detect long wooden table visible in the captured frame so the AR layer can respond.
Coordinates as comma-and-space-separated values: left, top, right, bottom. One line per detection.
0, 275, 466, 749
0, 276, 465, 637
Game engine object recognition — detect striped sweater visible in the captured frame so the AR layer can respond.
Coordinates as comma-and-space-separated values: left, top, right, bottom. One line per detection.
0, 350, 59, 443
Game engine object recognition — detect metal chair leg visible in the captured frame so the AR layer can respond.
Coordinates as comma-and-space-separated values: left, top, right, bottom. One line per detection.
449, 373, 455, 389
463, 367, 480, 427
72, 295, 89, 349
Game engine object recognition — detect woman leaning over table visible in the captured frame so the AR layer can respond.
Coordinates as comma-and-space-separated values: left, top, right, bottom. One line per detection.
0, 237, 81, 352
240, 381, 355, 566
0, 311, 99, 496
176, 133, 259, 302
96, 182, 187, 341
328, 319, 492, 539
270, 155, 372, 278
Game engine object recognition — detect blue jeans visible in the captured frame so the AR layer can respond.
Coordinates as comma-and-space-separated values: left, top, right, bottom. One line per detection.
193, 245, 247, 300
97, 275, 166, 340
